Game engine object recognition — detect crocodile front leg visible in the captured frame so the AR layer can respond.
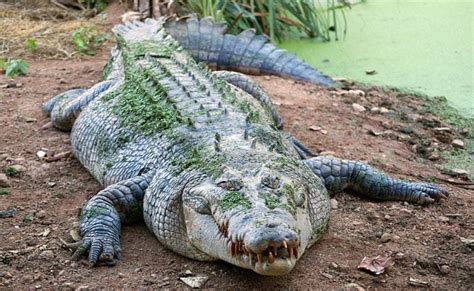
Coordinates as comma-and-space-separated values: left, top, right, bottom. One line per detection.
305, 156, 449, 204
73, 173, 152, 264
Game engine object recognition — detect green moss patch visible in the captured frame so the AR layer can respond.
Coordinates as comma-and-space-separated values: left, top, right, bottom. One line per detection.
218, 191, 251, 211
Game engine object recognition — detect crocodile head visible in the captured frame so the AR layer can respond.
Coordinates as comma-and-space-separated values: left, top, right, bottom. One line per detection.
182, 152, 329, 276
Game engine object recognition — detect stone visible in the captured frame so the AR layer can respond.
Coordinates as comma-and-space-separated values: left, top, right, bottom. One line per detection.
451, 139, 465, 149
36, 150, 47, 160
345, 283, 365, 291
0, 174, 10, 187
118, 273, 125, 278
352, 103, 366, 112
38, 250, 55, 261
320, 130, 328, 135
380, 233, 392, 243
439, 265, 450, 274
180, 276, 208, 289
36, 210, 46, 219
134, 267, 141, 273
379, 107, 389, 113
370, 107, 380, 113
309, 126, 322, 131
438, 216, 450, 223
330, 199, 338, 210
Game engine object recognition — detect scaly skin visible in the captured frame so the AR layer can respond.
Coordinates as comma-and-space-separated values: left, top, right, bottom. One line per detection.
45, 19, 448, 276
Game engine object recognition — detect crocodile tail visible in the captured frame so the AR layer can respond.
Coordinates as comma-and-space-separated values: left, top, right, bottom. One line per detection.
164, 15, 335, 87
112, 18, 165, 43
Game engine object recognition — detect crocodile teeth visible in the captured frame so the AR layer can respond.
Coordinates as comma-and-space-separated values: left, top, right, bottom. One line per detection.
268, 252, 274, 264
288, 247, 294, 258
283, 240, 288, 249
257, 254, 262, 265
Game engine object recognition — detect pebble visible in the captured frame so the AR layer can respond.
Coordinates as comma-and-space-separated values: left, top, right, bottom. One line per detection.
438, 216, 450, 223
134, 267, 141, 273
439, 265, 450, 274
451, 139, 465, 149
0, 174, 10, 187
118, 272, 125, 278
320, 130, 328, 135
352, 103, 366, 112
330, 199, 339, 210
380, 233, 392, 243
36, 210, 46, 219
36, 151, 47, 160
345, 283, 365, 291
370, 107, 380, 113
379, 107, 390, 113
180, 276, 208, 289
38, 250, 55, 261
309, 126, 322, 131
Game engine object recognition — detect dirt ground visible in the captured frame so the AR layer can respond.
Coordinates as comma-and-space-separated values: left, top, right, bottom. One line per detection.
0, 4, 473, 290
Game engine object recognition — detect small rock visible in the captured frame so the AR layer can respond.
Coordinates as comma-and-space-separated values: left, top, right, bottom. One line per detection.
47, 182, 56, 188
352, 103, 366, 112
309, 126, 322, 131
76, 285, 89, 290
460, 237, 474, 248
439, 265, 450, 274
395, 252, 404, 260
427, 152, 440, 161
365, 69, 377, 75
438, 216, 450, 223
264, 76, 271, 80
118, 273, 125, 278
370, 107, 380, 113
345, 283, 365, 291
330, 199, 338, 210
409, 277, 429, 287
444, 168, 469, 178
36, 151, 47, 160
368, 129, 383, 136
434, 127, 452, 132
320, 130, 328, 135
38, 250, 55, 261
379, 107, 389, 113
380, 233, 392, 243
0, 174, 10, 187
36, 210, 46, 219
348, 89, 365, 96
134, 267, 141, 273
0, 209, 16, 218
451, 139, 465, 149
180, 276, 208, 289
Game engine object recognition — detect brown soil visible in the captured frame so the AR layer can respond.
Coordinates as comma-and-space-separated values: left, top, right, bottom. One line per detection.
0, 4, 472, 290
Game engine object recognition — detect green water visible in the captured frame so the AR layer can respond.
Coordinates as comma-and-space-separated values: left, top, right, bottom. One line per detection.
280, 0, 473, 118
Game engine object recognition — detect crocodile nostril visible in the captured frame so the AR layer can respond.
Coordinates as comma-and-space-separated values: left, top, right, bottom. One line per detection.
265, 222, 280, 228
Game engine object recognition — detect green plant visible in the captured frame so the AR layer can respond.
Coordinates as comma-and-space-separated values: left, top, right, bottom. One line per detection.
79, 0, 108, 11
0, 188, 10, 195
4, 59, 28, 77
72, 26, 109, 55
25, 38, 37, 53
3, 167, 20, 177
178, 0, 350, 42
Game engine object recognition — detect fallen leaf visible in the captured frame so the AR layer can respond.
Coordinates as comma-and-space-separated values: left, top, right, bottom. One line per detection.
357, 254, 392, 275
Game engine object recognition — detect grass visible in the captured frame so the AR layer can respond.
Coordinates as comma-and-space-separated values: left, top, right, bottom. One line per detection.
0, 188, 10, 195
3, 167, 20, 177
177, 0, 350, 42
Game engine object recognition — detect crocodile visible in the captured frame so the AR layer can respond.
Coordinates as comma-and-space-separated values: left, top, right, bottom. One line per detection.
44, 19, 448, 276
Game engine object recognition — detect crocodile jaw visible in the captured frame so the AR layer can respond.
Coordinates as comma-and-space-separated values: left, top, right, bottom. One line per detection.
183, 203, 310, 276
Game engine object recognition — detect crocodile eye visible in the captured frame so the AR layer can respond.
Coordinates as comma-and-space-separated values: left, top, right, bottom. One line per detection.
184, 196, 211, 215
216, 178, 243, 191
294, 191, 306, 208
262, 175, 281, 189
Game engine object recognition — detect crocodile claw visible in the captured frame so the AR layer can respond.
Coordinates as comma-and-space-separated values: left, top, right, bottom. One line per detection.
71, 231, 122, 266
410, 183, 449, 204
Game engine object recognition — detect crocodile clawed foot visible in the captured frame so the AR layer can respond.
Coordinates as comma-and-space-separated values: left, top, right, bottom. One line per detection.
69, 232, 122, 266
410, 183, 449, 204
